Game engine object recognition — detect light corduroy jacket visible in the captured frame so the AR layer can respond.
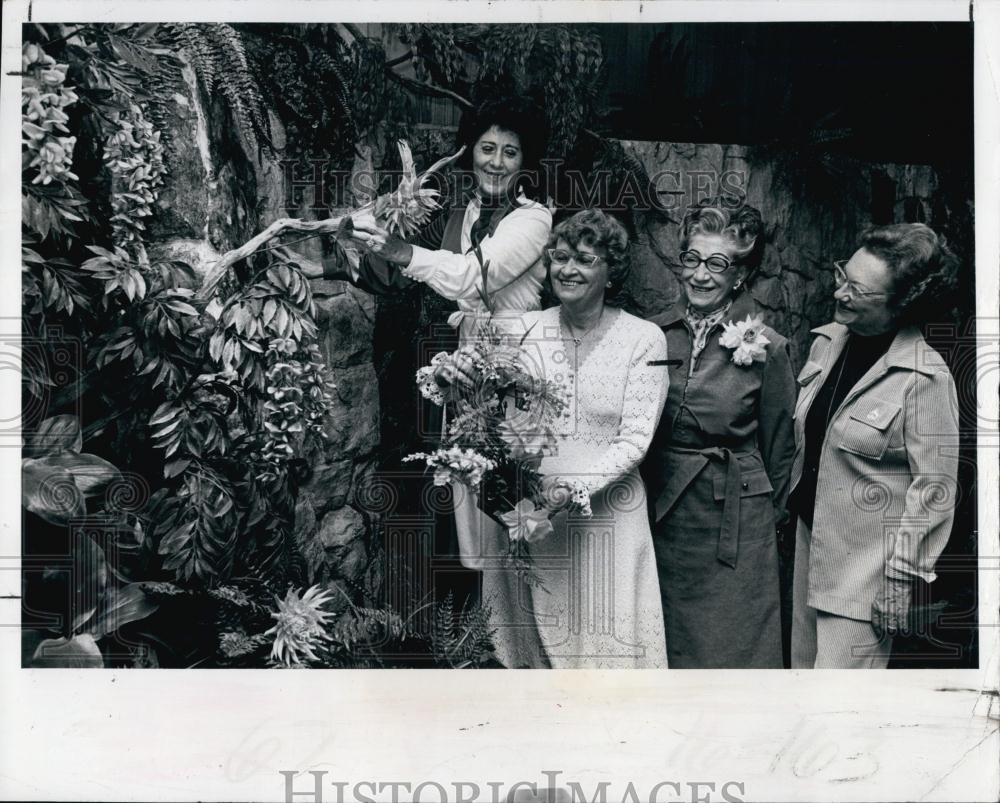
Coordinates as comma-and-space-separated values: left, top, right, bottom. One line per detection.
790, 322, 960, 620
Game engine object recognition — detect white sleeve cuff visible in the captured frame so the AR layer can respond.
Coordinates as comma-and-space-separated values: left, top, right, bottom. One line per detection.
400, 245, 441, 282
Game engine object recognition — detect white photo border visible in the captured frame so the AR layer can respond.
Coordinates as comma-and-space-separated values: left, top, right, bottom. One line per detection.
1, 1, 996, 801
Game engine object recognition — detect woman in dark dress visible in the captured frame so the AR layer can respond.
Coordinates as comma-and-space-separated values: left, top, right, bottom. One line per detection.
643, 200, 797, 668
323, 96, 553, 621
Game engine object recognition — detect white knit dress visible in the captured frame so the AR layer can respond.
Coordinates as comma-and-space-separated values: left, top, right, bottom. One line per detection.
473, 306, 670, 668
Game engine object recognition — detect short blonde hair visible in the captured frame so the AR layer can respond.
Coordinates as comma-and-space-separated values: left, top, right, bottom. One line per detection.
544, 209, 631, 303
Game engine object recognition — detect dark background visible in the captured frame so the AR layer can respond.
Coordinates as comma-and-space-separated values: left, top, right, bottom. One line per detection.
598, 22, 974, 166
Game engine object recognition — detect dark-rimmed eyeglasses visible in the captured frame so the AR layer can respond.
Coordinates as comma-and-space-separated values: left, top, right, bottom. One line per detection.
833, 260, 888, 299
678, 250, 732, 273
547, 248, 602, 268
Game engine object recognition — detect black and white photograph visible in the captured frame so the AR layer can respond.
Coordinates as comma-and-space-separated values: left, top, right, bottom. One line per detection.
2, 0, 998, 801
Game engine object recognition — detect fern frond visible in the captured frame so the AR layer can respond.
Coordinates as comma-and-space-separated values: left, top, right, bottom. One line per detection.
173, 23, 272, 159
330, 607, 406, 651
207, 24, 272, 157
430, 593, 496, 668
309, 45, 359, 145
174, 23, 218, 93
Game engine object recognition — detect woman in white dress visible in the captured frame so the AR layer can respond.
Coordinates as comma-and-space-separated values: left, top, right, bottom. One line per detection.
449, 209, 670, 668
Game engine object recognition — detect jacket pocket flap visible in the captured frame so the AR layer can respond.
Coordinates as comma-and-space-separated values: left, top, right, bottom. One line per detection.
713, 469, 774, 500
797, 361, 823, 386
848, 398, 902, 431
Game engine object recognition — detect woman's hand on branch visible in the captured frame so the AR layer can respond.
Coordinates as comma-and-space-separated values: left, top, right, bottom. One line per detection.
349, 220, 413, 266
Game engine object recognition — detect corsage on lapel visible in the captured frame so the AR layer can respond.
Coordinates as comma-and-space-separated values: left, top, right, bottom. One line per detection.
719, 315, 770, 366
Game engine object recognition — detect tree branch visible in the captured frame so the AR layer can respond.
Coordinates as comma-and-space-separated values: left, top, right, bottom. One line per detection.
194, 214, 361, 302
385, 67, 474, 109
341, 23, 366, 43
385, 51, 415, 69
194, 145, 466, 303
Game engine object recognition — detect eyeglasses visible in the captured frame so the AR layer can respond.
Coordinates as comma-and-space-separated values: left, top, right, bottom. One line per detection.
833, 261, 888, 298
547, 248, 602, 268
678, 250, 732, 273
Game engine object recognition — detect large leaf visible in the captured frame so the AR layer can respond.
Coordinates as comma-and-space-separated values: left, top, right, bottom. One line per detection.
89, 584, 159, 637
30, 634, 104, 668
40, 452, 122, 499
24, 415, 82, 458
21, 458, 85, 524
70, 536, 109, 634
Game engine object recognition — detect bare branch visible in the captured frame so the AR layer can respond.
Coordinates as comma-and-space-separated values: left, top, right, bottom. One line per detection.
341, 23, 366, 43
385, 51, 415, 69
385, 67, 474, 109
194, 213, 363, 303
194, 144, 466, 303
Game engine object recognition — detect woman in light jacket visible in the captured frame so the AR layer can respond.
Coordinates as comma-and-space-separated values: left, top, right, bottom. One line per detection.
788, 223, 961, 669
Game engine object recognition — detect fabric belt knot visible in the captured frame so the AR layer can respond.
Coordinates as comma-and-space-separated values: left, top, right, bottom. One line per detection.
701, 446, 742, 570
654, 443, 753, 571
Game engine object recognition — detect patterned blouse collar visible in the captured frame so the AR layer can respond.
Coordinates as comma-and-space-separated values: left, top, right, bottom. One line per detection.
685, 300, 733, 364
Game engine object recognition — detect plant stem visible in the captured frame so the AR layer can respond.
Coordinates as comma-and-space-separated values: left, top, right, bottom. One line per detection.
42, 24, 95, 47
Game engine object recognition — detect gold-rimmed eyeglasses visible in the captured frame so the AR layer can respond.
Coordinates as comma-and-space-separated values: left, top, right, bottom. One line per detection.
833, 260, 888, 299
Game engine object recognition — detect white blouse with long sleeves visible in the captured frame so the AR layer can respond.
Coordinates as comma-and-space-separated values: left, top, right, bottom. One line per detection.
400, 195, 552, 337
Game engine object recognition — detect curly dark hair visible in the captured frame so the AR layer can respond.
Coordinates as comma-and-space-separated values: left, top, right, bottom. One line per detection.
679, 198, 765, 273
859, 223, 960, 326
454, 95, 549, 201
543, 209, 630, 305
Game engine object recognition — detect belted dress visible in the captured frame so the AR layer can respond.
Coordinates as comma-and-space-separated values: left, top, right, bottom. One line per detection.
642, 292, 797, 667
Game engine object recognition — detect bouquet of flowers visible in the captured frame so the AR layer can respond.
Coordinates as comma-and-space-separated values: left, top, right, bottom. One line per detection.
404, 319, 591, 584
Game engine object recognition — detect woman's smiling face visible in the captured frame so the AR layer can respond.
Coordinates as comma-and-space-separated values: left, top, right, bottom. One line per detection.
472, 126, 524, 199
681, 232, 747, 313
549, 238, 609, 308
832, 248, 896, 335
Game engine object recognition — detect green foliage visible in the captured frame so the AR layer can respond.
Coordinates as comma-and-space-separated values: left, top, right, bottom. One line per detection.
430, 593, 497, 669
20, 26, 337, 667
171, 23, 272, 159
243, 27, 360, 167
21, 414, 120, 524
393, 23, 606, 156
21, 415, 160, 668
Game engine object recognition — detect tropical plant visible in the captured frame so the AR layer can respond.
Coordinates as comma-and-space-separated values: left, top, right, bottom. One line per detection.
20, 26, 340, 666
21, 415, 160, 668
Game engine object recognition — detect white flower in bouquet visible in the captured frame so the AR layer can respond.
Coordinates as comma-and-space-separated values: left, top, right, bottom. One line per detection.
415, 351, 451, 406
498, 499, 554, 544
403, 446, 496, 488
718, 315, 770, 366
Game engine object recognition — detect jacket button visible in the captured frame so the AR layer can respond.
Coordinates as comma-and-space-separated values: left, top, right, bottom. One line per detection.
741, 481, 749, 490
